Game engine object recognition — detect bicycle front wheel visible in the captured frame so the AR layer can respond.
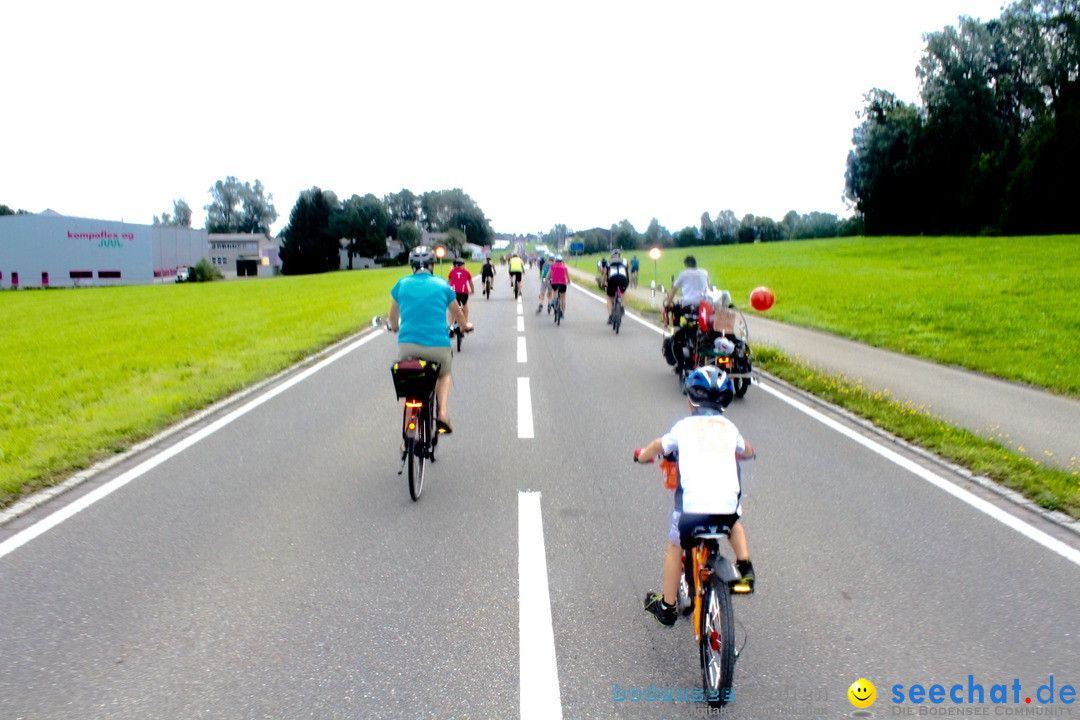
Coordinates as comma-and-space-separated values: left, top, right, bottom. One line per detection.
699, 575, 736, 707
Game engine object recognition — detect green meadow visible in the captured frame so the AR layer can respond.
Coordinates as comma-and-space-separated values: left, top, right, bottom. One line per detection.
574, 235, 1080, 397
0, 268, 407, 506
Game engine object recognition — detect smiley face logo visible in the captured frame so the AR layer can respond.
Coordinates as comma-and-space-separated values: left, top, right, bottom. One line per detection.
848, 678, 876, 708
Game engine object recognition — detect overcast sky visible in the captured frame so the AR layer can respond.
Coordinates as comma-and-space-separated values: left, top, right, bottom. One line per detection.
2, 0, 1007, 236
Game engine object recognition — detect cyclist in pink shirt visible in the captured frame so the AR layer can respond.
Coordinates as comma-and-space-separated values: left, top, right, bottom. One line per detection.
448, 258, 475, 323
546, 255, 570, 318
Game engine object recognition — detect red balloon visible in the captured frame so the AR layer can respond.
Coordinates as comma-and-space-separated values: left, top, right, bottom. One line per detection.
750, 286, 775, 311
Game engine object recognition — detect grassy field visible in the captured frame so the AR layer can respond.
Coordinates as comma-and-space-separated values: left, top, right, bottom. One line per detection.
573, 235, 1080, 397
0, 268, 410, 505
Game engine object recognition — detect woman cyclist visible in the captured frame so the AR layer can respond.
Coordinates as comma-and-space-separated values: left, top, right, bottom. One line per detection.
387, 246, 472, 434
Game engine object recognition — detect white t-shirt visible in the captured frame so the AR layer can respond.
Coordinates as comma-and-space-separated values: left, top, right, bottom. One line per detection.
661, 413, 746, 514
673, 268, 710, 306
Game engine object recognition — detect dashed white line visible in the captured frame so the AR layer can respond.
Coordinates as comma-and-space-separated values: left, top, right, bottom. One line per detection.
517, 377, 534, 439
518, 336, 528, 363
519, 491, 563, 720
517, 316, 525, 332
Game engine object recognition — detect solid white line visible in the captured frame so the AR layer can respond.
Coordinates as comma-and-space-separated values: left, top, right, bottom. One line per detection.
519, 491, 563, 720
599, 294, 1080, 567
517, 316, 525, 332
518, 377, 534, 439
756, 383, 1080, 568
0, 331, 386, 561
518, 336, 528, 363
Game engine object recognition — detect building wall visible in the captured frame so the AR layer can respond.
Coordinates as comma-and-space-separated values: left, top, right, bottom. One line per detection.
0, 214, 207, 288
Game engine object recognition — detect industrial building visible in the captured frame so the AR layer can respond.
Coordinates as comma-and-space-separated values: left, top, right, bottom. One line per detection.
0, 213, 209, 288
0, 213, 286, 288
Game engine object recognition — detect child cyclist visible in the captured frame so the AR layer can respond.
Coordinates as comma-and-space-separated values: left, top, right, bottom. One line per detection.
633, 365, 756, 626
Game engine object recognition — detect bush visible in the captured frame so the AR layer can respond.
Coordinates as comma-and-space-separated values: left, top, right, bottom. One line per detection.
191, 257, 223, 282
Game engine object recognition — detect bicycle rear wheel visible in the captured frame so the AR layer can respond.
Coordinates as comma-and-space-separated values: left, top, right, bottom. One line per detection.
612, 302, 624, 334
699, 575, 736, 707
406, 436, 425, 501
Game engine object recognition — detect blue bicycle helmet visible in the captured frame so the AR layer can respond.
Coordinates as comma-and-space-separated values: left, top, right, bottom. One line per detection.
685, 365, 734, 410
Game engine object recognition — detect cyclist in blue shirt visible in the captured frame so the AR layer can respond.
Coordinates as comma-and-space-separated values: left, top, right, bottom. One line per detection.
388, 246, 472, 434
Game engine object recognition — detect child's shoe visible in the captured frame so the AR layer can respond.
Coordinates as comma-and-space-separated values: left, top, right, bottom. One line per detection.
643, 592, 677, 626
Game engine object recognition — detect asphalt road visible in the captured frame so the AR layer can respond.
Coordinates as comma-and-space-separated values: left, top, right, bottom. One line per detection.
2, 271, 1079, 719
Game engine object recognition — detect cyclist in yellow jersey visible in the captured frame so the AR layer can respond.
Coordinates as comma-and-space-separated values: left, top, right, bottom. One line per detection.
508, 253, 525, 292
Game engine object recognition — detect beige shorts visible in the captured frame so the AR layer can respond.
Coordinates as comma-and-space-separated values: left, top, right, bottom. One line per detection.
397, 343, 452, 376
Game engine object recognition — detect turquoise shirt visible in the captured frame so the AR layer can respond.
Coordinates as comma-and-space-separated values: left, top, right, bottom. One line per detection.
391, 272, 456, 347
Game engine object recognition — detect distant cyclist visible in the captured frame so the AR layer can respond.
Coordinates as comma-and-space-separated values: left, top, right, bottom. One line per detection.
605, 249, 630, 324
448, 257, 475, 323
536, 256, 552, 314
508, 253, 525, 294
480, 256, 496, 295
630, 255, 640, 287
546, 254, 570, 318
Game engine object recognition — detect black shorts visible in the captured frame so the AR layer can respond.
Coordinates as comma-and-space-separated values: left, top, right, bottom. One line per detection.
551, 283, 567, 294
677, 512, 740, 549
455, 292, 469, 306
606, 275, 629, 298
511, 271, 522, 283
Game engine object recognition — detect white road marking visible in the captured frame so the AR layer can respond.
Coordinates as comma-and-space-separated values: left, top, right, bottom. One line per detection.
518, 491, 563, 720
0, 331, 386, 561
518, 336, 528, 363
517, 303, 523, 315
759, 384, 1080, 568
518, 377, 534, 439
517, 316, 525, 332
600, 293, 1080, 568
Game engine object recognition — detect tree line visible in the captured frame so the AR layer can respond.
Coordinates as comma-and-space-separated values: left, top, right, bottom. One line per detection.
548, 210, 863, 255
278, 187, 494, 275
845, 0, 1079, 235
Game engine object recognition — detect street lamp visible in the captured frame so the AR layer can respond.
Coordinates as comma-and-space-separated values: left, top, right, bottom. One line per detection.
435, 245, 446, 276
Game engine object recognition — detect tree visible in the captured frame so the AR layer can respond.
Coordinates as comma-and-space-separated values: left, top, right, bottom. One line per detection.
279, 187, 340, 275
384, 189, 420, 225
419, 189, 493, 246
845, 89, 926, 235
673, 226, 699, 247
154, 199, 193, 227
700, 212, 718, 246
612, 219, 640, 250
397, 222, 422, 253
205, 176, 277, 233
0, 204, 14, 216
714, 210, 739, 244
644, 218, 671, 247
332, 194, 391, 269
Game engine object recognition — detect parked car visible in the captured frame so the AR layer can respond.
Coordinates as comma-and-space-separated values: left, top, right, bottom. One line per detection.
175, 266, 191, 283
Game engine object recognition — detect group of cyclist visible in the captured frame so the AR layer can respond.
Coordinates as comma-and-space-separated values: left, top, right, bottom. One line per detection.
387, 245, 757, 636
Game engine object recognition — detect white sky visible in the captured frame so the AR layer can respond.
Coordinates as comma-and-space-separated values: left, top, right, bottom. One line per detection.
1, 0, 1007, 236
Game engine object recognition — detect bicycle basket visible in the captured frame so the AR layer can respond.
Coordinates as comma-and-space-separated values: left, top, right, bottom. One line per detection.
391, 358, 441, 400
